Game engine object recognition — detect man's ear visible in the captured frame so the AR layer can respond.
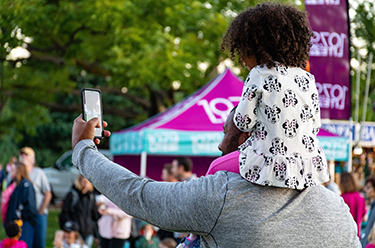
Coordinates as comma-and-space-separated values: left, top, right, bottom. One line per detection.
238, 132, 251, 146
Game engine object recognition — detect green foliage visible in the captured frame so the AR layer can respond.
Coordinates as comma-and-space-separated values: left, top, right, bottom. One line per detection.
0, 0, 311, 164
350, 0, 375, 122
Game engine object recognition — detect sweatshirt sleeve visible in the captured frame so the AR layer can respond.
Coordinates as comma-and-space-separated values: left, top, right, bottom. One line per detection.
72, 139, 229, 235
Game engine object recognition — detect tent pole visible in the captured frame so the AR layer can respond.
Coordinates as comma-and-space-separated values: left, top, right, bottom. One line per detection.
348, 117, 353, 172
140, 151, 147, 177
361, 53, 373, 124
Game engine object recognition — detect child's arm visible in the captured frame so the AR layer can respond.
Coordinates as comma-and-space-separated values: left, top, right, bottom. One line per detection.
206, 151, 240, 176
233, 70, 262, 132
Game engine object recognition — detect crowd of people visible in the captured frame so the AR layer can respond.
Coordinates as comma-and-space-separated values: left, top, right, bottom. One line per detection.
1, 2, 375, 248
0, 146, 193, 248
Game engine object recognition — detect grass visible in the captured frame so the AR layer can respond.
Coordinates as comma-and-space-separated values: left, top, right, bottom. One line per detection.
0, 207, 61, 248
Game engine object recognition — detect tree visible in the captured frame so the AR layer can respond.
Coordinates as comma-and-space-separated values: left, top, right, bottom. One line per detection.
1, 0, 280, 166
349, 0, 375, 122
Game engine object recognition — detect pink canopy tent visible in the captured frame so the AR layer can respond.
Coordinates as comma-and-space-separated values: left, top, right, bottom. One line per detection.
110, 69, 349, 181
110, 69, 244, 180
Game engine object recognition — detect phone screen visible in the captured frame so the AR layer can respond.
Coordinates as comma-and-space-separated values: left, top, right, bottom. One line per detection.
81, 88, 103, 138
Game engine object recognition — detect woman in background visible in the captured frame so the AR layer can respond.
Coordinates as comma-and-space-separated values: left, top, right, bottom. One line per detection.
97, 195, 133, 248
59, 174, 100, 248
339, 171, 366, 238
6, 162, 37, 247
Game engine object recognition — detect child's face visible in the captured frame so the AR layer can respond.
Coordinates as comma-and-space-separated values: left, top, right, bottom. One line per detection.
242, 56, 258, 71
64, 231, 76, 245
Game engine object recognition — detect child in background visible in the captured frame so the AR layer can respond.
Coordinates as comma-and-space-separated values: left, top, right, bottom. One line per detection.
135, 222, 160, 248
0, 220, 27, 248
53, 221, 88, 248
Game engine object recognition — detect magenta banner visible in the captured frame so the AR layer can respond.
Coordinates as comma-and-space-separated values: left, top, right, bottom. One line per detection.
305, 0, 351, 120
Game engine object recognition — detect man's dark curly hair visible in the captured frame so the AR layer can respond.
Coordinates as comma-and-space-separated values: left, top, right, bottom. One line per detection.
221, 2, 312, 69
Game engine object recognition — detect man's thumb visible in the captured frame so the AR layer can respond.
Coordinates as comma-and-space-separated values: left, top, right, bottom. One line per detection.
87, 117, 101, 128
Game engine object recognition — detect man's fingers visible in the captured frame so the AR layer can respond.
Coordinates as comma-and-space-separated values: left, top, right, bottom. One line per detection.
103, 130, 111, 137
72, 115, 110, 150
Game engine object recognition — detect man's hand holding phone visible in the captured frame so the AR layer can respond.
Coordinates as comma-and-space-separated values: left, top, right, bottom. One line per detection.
81, 88, 104, 139
72, 114, 111, 150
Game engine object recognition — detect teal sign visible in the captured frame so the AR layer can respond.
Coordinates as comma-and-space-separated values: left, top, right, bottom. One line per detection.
318, 137, 349, 161
111, 130, 349, 161
110, 129, 223, 156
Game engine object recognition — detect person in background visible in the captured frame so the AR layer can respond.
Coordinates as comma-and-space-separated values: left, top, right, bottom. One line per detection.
19, 146, 52, 248
362, 177, 375, 247
158, 238, 176, 248
6, 162, 38, 247
6, 156, 17, 185
339, 172, 366, 238
323, 174, 341, 195
160, 163, 177, 183
135, 222, 160, 248
53, 220, 88, 248
171, 158, 196, 182
97, 194, 133, 248
170, 158, 196, 242
0, 163, 6, 192
157, 164, 178, 243
59, 174, 101, 248
1, 170, 16, 225
366, 224, 375, 248
0, 220, 27, 248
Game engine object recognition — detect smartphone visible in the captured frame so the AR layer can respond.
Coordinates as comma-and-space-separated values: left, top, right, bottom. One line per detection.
81, 88, 104, 139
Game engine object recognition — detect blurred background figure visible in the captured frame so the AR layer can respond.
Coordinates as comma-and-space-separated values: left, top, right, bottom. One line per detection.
157, 164, 178, 244
6, 156, 17, 185
170, 158, 194, 242
53, 220, 88, 248
135, 222, 160, 248
158, 238, 176, 248
0, 220, 27, 248
19, 146, 51, 248
160, 163, 177, 183
0, 163, 6, 195
323, 174, 340, 195
339, 172, 366, 239
362, 177, 375, 247
5, 162, 38, 247
59, 174, 101, 248
97, 194, 133, 248
366, 224, 375, 248
171, 157, 196, 182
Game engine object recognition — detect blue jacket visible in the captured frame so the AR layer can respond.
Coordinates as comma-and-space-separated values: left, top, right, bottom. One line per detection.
6, 179, 38, 226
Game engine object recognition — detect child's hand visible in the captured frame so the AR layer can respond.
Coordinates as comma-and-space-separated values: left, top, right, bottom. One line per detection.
52, 239, 63, 248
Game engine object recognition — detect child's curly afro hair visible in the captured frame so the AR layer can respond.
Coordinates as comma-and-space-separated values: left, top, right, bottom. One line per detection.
221, 2, 313, 69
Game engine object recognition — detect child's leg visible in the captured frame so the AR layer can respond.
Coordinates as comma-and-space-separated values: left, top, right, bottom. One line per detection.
205, 151, 240, 176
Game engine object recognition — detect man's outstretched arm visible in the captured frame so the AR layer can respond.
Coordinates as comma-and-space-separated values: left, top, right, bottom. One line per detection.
72, 116, 228, 234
